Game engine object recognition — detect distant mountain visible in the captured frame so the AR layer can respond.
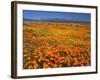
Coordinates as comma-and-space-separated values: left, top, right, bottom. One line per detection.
23, 18, 90, 23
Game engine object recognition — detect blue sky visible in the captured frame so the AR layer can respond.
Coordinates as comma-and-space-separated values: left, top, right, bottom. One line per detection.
23, 10, 91, 22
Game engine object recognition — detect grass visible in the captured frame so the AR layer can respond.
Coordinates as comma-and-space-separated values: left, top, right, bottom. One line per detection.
23, 22, 91, 69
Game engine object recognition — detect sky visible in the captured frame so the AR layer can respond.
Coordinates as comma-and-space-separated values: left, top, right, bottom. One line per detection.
23, 10, 91, 22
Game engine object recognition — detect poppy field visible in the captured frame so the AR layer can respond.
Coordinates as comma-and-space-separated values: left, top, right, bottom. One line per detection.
23, 22, 91, 69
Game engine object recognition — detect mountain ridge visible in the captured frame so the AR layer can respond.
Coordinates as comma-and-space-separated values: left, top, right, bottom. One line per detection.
23, 18, 90, 23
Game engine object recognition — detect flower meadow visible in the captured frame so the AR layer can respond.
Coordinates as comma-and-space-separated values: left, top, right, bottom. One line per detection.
23, 22, 91, 69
